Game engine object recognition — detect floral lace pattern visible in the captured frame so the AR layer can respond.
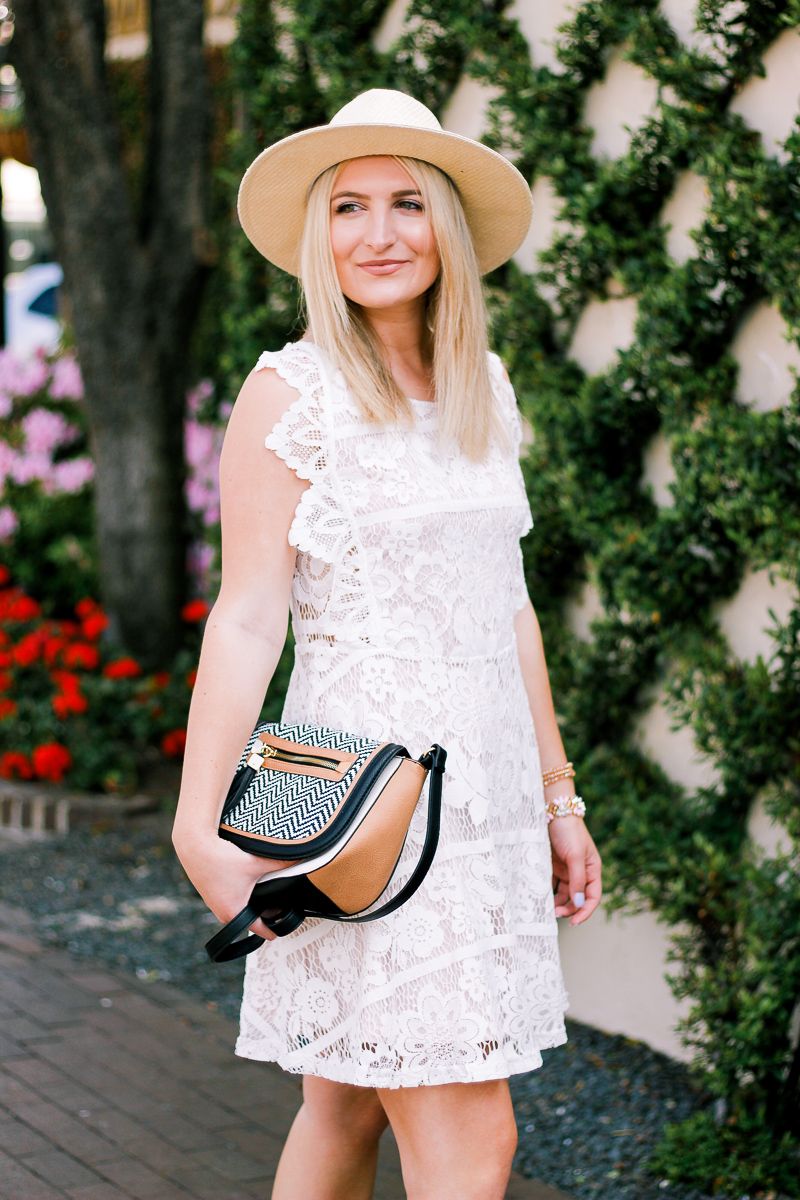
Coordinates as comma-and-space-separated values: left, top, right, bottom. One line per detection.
237, 341, 568, 1088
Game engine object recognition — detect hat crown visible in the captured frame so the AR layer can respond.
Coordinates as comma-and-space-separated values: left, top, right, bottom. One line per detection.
329, 89, 442, 133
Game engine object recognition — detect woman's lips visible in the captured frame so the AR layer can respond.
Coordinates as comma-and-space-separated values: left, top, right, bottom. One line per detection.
357, 260, 409, 275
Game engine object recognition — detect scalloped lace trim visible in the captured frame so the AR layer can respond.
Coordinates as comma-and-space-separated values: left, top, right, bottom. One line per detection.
258, 345, 350, 562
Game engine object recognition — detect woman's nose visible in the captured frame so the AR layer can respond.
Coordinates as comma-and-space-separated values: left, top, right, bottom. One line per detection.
363, 206, 396, 252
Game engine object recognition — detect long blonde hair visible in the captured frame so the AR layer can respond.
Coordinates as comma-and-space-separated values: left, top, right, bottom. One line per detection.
299, 155, 504, 460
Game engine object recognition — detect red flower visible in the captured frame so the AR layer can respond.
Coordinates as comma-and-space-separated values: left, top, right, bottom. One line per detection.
0, 697, 17, 720
0, 670, 12, 692
152, 671, 171, 689
81, 610, 110, 641
0, 565, 10, 587
3, 593, 41, 622
161, 728, 187, 759
52, 691, 89, 718
32, 741, 72, 782
181, 599, 208, 623
75, 597, 98, 619
185, 669, 198, 688
43, 636, 66, 667
12, 632, 44, 667
102, 657, 142, 680
62, 642, 99, 671
0, 751, 32, 780
0, 650, 11, 668
51, 670, 83, 694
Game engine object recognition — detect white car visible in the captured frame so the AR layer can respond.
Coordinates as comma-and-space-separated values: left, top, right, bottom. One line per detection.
4, 262, 63, 356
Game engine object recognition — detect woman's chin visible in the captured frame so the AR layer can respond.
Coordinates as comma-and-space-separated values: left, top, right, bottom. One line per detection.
346, 283, 429, 311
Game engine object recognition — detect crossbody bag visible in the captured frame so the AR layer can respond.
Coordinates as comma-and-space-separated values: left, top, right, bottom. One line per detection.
205, 721, 446, 962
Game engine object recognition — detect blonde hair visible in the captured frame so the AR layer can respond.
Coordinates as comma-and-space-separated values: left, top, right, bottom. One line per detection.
299, 156, 505, 460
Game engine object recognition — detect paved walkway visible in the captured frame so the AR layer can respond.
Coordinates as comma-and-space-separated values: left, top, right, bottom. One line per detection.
0, 903, 569, 1200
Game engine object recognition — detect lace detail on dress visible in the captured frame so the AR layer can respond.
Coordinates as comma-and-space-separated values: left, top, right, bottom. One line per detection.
259, 344, 377, 644
237, 340, 567, 1087
259, 346, 344, 561
487, 351, 533, 612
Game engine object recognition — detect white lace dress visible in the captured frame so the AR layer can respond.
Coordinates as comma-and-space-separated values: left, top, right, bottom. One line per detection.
235, 340, 569, 1088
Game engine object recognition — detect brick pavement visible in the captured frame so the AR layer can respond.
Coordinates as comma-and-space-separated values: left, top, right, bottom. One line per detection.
0, 903, 569, 1200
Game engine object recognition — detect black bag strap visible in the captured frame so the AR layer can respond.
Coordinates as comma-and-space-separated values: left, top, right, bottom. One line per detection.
205, 744, 446, 963
321, 742, 445, 926
204, 904, 265, 962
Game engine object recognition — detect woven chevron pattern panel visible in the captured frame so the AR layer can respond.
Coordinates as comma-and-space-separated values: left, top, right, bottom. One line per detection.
228, 723, 381, 841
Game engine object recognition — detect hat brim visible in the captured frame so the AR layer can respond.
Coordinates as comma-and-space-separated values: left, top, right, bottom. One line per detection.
237, 123, 533, 276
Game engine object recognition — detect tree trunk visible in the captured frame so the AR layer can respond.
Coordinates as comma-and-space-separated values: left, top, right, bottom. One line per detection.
8, 0, 213, 664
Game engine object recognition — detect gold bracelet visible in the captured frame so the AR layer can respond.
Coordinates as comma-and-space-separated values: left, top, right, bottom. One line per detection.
546, 795, 586, 824
542, 762, 575, 787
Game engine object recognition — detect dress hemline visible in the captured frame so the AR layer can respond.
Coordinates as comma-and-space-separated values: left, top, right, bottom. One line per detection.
233, 1020, 569, 1090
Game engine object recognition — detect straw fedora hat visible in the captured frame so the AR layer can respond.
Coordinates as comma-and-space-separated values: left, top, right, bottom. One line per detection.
238, 88, 533, 276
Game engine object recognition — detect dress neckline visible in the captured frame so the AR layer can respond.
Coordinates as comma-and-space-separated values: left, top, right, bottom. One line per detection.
294, 339, 437, 407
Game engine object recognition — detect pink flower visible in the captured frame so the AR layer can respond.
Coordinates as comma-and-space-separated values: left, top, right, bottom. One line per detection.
0, 440, 18, 487
184, 418, 217, 468
0, 349, 48, 397
185, 478, 220, 525
22, 408, 77, 456
0, 506, 18, 542
48, 354, 83, 400
0, 394, 11, 419
46, 456, 95, 494
10, 451, 51, 485
186, 379, 214, 416
184, 416, 223, 526
187, 540, 214, 584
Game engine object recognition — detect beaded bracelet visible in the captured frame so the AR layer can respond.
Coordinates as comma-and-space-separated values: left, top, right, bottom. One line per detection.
542, 762, 575, 787
545, 795, 586, 824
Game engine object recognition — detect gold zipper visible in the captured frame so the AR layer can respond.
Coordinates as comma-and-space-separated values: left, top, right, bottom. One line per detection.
246, 744, 342, 773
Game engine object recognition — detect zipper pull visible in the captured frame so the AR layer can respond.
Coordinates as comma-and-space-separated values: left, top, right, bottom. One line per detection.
246, 744, 276, 771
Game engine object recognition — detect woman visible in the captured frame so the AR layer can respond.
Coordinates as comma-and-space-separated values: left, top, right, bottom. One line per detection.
173, 89, 601, 1200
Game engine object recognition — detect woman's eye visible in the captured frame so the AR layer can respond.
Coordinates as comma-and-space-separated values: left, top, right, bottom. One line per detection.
397, 200, 424, 212
334, 202, 361, 214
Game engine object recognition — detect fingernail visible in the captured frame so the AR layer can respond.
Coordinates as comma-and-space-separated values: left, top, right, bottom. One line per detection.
573, 892, 585, 908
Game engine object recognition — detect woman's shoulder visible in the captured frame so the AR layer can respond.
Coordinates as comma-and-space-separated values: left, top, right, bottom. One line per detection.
223, 340, 327, 478
484, 349, 526, 455
485, 349, 519, 416
253, 337, 324, 389
485, 348, 512, 389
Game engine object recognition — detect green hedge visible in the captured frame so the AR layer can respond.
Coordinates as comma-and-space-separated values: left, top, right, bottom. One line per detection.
207, 2, 800, 1190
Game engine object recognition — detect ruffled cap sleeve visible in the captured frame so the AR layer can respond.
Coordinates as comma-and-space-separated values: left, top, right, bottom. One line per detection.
257, 344, 347, 562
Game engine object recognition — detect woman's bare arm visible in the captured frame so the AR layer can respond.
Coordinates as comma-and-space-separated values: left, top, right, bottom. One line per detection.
514, 599, 602, 926
172, 365, 308, 938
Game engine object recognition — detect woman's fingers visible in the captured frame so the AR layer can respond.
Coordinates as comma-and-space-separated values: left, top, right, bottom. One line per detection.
249, 916, 278, 941
550, 824, 602, 924
567, 844, 603, 925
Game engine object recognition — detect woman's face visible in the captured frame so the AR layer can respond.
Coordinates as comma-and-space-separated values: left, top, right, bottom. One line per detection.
329, 156, 440, 311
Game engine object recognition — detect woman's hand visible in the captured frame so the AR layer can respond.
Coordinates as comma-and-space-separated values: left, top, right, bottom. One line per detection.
173, 831, 291, 941
548, 817, 602, 926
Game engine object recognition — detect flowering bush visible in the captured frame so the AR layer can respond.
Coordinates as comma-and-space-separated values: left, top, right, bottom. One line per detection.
0, 348, 228, 612
0, 347, 97, 609
0, 350, 291, 793
0, 566, 200, 792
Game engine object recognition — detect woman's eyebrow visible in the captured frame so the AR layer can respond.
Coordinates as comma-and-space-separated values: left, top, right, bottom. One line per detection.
330, 188, 422, 201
